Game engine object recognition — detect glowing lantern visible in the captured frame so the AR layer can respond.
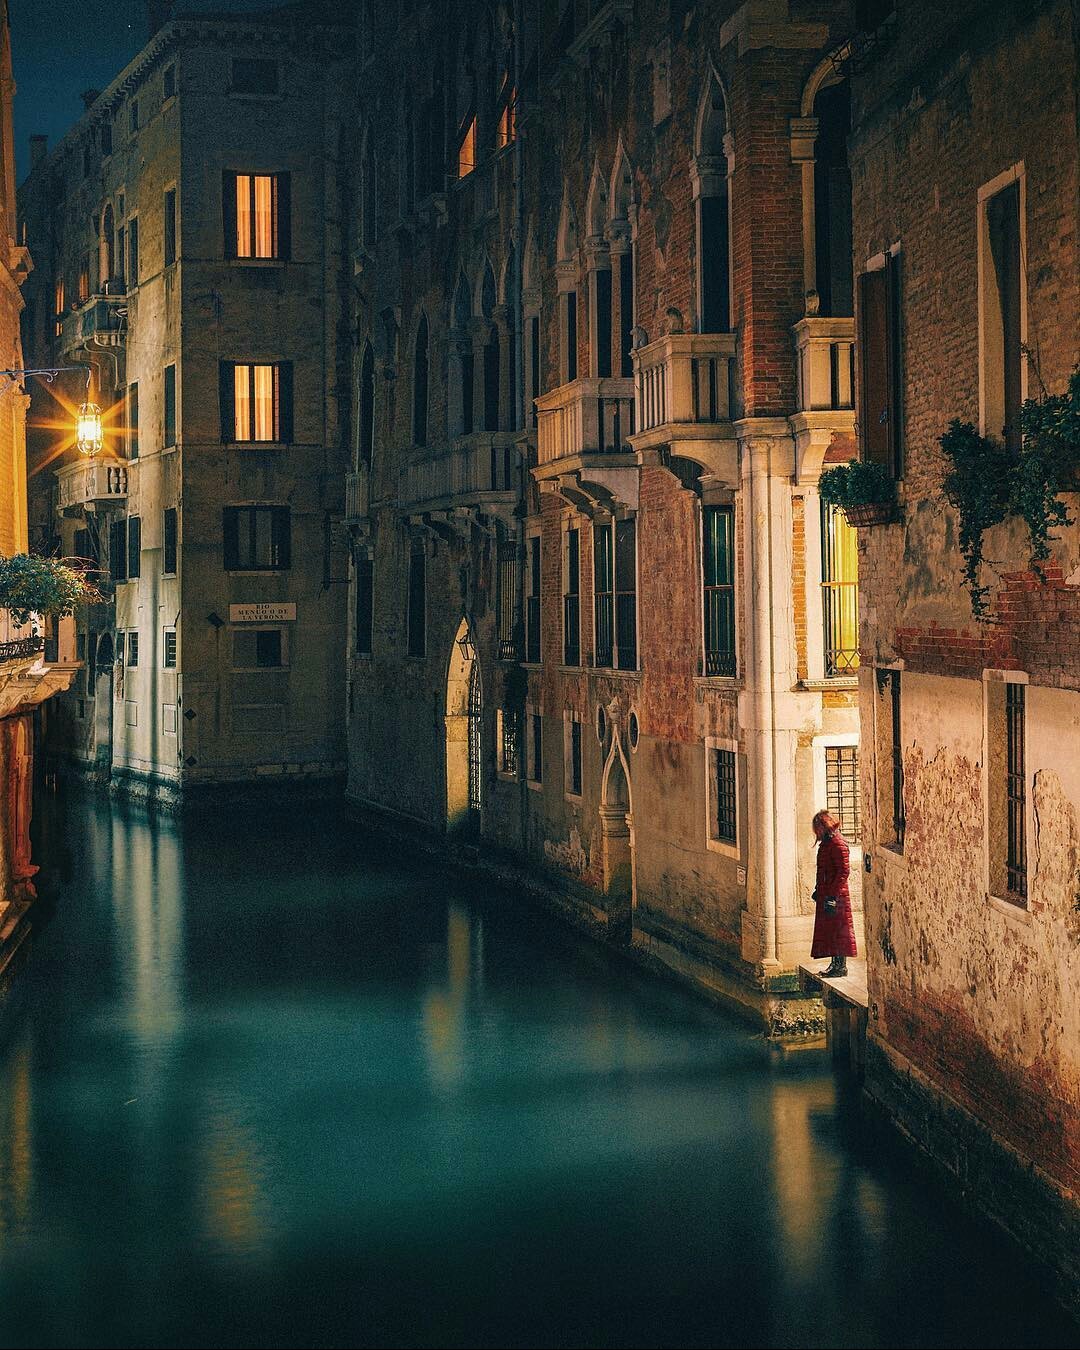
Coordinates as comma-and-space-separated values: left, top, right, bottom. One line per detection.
76, 400, 103, 455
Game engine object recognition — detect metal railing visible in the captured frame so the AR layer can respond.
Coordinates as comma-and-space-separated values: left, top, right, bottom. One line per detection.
345, 468, 370, 521
704, 587, 736, 677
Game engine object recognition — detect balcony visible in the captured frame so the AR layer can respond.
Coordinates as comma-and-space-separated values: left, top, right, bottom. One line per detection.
345, 467, 371, 527
59, 287, 127, 356
533, 377, 638, 513
56, 459, 128, 515
792, 318, 857, 482
402, 432, 521, 535
630, 333, 738, 483
0, 610, 78, 718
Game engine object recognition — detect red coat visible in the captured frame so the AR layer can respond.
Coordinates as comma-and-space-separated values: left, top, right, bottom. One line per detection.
811, 830, 857, 959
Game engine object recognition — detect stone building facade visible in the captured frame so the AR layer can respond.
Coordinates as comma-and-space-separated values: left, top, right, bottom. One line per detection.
847, 0, 1080, 1303
18, 6, 351, 803
344, 0, 863, 1027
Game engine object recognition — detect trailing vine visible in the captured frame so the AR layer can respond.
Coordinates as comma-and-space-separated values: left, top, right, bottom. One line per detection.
818, 459, 897, 512
939, 368, 1080, 618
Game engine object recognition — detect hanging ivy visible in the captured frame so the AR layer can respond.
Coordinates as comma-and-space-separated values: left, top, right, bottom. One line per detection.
939, 369, 1080, 618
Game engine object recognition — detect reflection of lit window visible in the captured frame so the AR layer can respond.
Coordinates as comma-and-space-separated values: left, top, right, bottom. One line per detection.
496, 82, 516, 149
458, 116, 476, 178
230, 172, 287, 259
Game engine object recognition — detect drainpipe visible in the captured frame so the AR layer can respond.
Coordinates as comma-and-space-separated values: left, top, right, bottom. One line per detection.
514, 0, 528, 856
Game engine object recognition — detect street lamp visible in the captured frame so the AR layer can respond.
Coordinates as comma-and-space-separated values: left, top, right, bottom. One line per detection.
0, 363, 105, 455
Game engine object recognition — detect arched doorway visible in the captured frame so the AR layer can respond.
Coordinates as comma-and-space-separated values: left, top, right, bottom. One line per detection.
599, 723, 635, 940
93, 632, 114, 766
446, 618, 482, 838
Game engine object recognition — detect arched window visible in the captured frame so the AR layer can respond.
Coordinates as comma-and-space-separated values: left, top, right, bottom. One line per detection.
358, 341, 375, 470
428, 58, 445, 196
694, 74, 731, 334
585, 163, 612, 379
452, 272, 473, 435
101, 203, 115, 288
361, 127, 378, 250
812, 78, 852, 317
556, 191, 579, 385
481, 260, 500, 432
413, 313, 429, 447
610, 145, 636, 378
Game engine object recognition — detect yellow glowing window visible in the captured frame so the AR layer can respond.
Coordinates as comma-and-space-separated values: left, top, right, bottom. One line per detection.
77, 255, 90, 304
232, 363, 279, 441
821, 501, 859, 676
232, 172, 285, 258
54, 277, 65, 334
458, 116, 476, 178
496, 84, 516, 149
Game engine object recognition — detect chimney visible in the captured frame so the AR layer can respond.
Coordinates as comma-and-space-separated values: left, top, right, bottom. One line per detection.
29, 134, 47, 169
147, 0, 174, 39
80, 89, 101, 112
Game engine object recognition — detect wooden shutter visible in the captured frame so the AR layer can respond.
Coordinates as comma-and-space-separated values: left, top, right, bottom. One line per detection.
222, 172, 238, 259
127, 516, 141, 579
223, 507, 239, 570
163, 507, 177, 575
858, 268, 889, 469
885, 250, 904, 475
218, 362, 235, 443
274, 507, 292, 569
277, 362, 294, 443
276, 172, 291, 261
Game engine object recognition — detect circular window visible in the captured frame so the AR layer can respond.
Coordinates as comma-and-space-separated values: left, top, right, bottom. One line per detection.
628, 710, 640, 751
596, 704, 608, 744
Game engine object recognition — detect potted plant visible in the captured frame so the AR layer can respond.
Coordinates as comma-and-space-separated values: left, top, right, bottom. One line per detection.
0, 554, 102, 627
818, 459, 898, 527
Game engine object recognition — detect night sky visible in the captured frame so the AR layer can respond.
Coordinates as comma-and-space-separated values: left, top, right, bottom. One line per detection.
11, 0, 287, 182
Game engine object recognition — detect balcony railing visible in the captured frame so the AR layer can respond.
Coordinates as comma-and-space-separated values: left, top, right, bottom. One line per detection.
401, 433, 519, 511
56, 460, 128, 513
794, 317, 855, 413
0, 611, 44, 667
345, 468, 370, 522
634, 333, 736, 436
60, 288, 127, 353
535, 377, 635, 467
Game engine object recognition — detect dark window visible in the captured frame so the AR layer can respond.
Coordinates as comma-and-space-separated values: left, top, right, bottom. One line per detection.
878, 668, 904, 849
821, 502, 859, 676
483, 328, 500, 432
500, 710, 519, 776
713, 748, 737, 844
163, 507, 177, 575
407, 540, 426, 657
100, 121, 112, 157
1006, 682, 1027, 900
569, 717, 582, 796
594, 520, 613, 668
164, 188, 176, 266
128, 217, 139, 284
563, 526, 580, 666
700, 194, 730, 332
529, 314, 540, 424
83, 144, 92, 179
461, 348, 475, 435
813, 81, 853, 319
564, 291, 578, 382
530, 712, 542, 784
116, 226, 125, 288
164, 363, 176, 446
703, 505, 736, 676
858, 252, 903, 477
164, 628, 177, 668
126, 515, 141, 579
127, 631, 139, 667
826, 745, 860, 842
223, 171, 290, 261
856, 0, 895, 30
219, 361, 293, 443
109, 518, 127, 582
614, 518, 637, 671
163, 64, 176, 99
362, 134, 377, 250
619, 252, 634, 377
355, 552, 373, 655
129, 101, 138, 135
223, 505, 291, 571
497, 532, 520, 660
127, 383, 139, 459
987, 181, 1022, 452
256, 630, 282, 668
358, 343, 375, 469
413, 315, 429, 447
232, 58, 279, 96
595, 268, 612, 378
526, 535, 541, 664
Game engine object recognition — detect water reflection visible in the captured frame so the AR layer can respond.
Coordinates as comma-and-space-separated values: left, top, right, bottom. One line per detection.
0, 791, 1070, 1349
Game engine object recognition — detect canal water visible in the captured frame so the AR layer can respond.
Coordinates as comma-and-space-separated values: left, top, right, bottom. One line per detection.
0, 791, 1073, 1349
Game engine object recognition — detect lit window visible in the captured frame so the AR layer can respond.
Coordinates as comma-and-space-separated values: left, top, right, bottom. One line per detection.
496, 82, 516, 149
222, 362, 292, 443
229, 172, 288, 259
77, 253, 90, 303
821, 501, 859, 676
54, 277, 65, 335
458, 115, 476, 178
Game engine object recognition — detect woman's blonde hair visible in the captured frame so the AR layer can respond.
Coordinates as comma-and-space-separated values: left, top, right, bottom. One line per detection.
812, 809, 840, 834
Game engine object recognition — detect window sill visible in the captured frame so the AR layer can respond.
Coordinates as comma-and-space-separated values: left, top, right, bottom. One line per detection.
564, 791, 583, 805
695, 675, 742, 691
229, 91, 285, 103
590, 666, 640, 679
232, 666, 289, 673
875, 843, 907, 872
223, 568, 291, 576
496, 770, 518, 784
526, 778, 543, 793
801, 676, 858, 690
226, 442, 289, 452
226, 257, 288, 268
987, 892, 1032, 925
706, 837, 740, 860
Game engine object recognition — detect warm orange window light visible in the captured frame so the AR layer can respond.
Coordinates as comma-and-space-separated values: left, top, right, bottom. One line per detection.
496, 85, 516, 149
77, 256, 90, 304
54, 277, 65, 335
235, 174, 276, 258
233, 363, 278, 441
458, 117, 476, 178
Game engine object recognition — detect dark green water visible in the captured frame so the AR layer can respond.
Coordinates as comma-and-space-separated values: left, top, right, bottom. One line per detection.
0, 791, 1073, 1349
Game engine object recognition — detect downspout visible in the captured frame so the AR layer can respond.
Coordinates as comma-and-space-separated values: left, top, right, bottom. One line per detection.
514, 0, 528, 855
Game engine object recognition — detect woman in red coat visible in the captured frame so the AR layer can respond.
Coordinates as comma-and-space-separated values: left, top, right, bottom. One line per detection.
810, 809, 856, 977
